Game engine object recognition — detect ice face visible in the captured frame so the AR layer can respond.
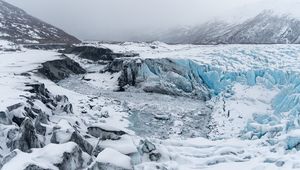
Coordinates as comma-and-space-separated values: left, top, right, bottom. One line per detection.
131, 56, 300, 144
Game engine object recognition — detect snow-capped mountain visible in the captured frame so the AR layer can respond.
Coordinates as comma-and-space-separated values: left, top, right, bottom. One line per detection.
153, 11, 300, 44
0, 0, 80, 44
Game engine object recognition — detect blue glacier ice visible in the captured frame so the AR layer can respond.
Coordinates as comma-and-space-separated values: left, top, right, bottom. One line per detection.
168, 59, 300, 144
119, 56, 300, 144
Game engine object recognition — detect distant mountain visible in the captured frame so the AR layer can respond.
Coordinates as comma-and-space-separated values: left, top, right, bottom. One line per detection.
152, 11, 300, 44
0, 0, 80, 44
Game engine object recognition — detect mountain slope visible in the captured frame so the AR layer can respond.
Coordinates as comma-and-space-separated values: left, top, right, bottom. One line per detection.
155, 11, 300, 44
0, 0, 80, 44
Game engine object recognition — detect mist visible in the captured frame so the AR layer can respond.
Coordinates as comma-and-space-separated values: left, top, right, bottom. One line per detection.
5, 0, 300, 41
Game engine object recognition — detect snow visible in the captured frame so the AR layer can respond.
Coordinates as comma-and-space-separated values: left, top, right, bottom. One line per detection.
2, 142, 79, 170
95, 148, 132, 169
96, 135, 138, 155
4, 41, 300, 169
0, 48, 60, 111
52, 119, 75, 143
99, 42, 300, 72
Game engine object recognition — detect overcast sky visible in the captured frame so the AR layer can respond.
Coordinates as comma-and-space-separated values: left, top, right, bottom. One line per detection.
5, 0, 300, 41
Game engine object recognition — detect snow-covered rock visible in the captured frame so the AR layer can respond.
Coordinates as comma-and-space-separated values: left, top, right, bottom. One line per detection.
1, 142, 88, 170
38, 55, 86, 82
88, 124, 127, 140
89, 148, 132, 170
51, 119, 94, 155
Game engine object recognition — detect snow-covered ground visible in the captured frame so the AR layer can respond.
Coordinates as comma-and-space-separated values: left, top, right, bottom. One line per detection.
2, 41, 300, 169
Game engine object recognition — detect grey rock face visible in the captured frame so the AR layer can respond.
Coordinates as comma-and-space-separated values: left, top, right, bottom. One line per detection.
87, 126, 126, 140
11, 118, 43, 152
0, 1, 80, 44
38, 56, 86, 82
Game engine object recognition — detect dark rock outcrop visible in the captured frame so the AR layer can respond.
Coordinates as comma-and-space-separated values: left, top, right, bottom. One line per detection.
87, 126, 126, 140
38, 56, 86, 82
60, 46, 138, 62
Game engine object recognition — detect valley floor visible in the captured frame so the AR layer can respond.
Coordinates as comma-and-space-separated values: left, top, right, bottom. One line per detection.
2, 41, 300, 169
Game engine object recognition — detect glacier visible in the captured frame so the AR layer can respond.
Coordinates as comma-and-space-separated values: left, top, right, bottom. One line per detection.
99, 42, 300, 144
4, 41, 300, 169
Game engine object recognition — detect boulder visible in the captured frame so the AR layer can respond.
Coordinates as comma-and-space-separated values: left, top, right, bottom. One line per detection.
1, 142, 87, 170
139, 140, 161, 162
88, 148, 132, 170
51, 119, 94, 155
140, 140, 156, 153
149, 152, 161, 162
87, 125, 126, 140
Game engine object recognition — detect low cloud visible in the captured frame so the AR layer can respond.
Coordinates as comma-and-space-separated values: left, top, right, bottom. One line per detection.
6, 0, 299, 41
